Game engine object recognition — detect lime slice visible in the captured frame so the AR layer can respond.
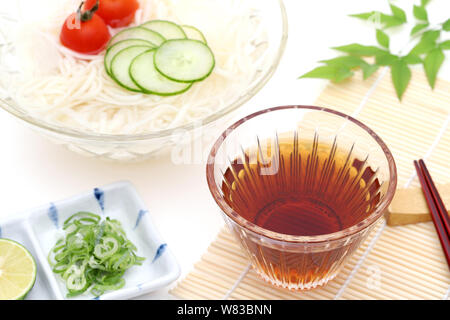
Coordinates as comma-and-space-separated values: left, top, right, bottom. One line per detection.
0, 239, 37, 300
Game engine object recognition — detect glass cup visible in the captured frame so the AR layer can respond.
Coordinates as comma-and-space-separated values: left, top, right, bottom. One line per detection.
206, 105, 397, 290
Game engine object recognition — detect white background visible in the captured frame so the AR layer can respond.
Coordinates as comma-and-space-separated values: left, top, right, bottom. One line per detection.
0, 0, 449, 299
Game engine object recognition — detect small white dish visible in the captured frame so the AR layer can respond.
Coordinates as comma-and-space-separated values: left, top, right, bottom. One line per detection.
0, 181, 180, 300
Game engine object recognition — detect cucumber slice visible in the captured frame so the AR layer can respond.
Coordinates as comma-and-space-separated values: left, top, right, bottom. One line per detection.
110, 46, 151, 92
154, 39, 215, 83
181, 25, 207, 44
109, 27, 165, 47
141, 20, 187, 40
130, 49, 192, 96
104, 39, 155, 76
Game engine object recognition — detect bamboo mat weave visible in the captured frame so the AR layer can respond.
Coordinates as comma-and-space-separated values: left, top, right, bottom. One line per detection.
171, 68, 450, 300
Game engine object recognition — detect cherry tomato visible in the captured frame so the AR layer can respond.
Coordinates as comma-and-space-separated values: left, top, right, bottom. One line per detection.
60, 2, 111, 55
84, 0, 140, 28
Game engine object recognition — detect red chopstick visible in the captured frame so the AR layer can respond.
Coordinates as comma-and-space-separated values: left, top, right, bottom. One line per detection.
418, 160, 450, 239
414, 159, 450, 268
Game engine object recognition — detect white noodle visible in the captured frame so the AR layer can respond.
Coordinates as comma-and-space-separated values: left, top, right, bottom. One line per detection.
8, 0, 271, 135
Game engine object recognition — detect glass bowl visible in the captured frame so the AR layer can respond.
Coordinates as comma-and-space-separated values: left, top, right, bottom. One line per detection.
206, 106, 397, 290
0, 0, 288, 161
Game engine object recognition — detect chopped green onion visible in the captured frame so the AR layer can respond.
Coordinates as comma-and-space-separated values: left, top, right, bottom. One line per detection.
48, 212, 145, 297
94, 237, 119, 259
63, 212, 101, 229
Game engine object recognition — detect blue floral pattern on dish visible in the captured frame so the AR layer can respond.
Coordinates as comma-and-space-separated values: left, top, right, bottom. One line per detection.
94, 188, 105, 212
134, 210, 148, 230
48, 203, 59, 228
152, 243, 167, 263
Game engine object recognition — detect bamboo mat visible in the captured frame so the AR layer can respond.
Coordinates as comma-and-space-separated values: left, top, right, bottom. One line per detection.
171, 68, 450, 300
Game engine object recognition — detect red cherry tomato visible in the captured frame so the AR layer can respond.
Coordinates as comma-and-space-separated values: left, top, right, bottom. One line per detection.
84, 0, 140, 28
60, 2, 111, 55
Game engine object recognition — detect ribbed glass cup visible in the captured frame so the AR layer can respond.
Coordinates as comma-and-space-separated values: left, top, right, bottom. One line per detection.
206, 106, 397, 290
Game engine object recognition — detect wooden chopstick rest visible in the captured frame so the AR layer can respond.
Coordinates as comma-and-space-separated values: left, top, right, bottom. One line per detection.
386, 183, 450, 226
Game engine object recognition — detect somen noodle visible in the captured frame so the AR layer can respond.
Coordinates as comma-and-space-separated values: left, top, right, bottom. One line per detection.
8, 0, 269, 135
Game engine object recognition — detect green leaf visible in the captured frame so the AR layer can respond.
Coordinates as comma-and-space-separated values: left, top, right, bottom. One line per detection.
334, 68, 355, 83
410, 41, 435, 55
423, 47, 445, 89
443, 19, 450, 31
376, 29, 390, 48
421, 0, 431, 6
410, 23, 429, 36
410, 41, 436, 55
413, 5, 428, 21
319, 56, 379, 80
375, 52, 398, 66
361, 64, 379, 80
320, 56, 378, 80
333, 43, 386, 56
349, 11, 378, 21
381, 14, 404, 29
349, 10, 405, 29
319, 56, 367, 68
440, 40, 450, 50
402, 53, 423, 64
390, 4, 407, 23
422, 30, 441, 43
410, 30, 440, 55
390, 58, 411, 101
299, 65, 353, 83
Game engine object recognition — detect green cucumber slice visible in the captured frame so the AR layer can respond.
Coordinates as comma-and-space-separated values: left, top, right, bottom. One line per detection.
109, 27, 165, 47
154, 39, 215, 83
141, 20, 187, 40
110, 46, 151, 92
181, 25, 207, 44
104, 39, 155, 76
130, 49, 192, 96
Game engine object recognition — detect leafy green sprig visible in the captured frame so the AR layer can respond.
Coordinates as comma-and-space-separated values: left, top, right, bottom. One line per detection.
300, 0, 450, 100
